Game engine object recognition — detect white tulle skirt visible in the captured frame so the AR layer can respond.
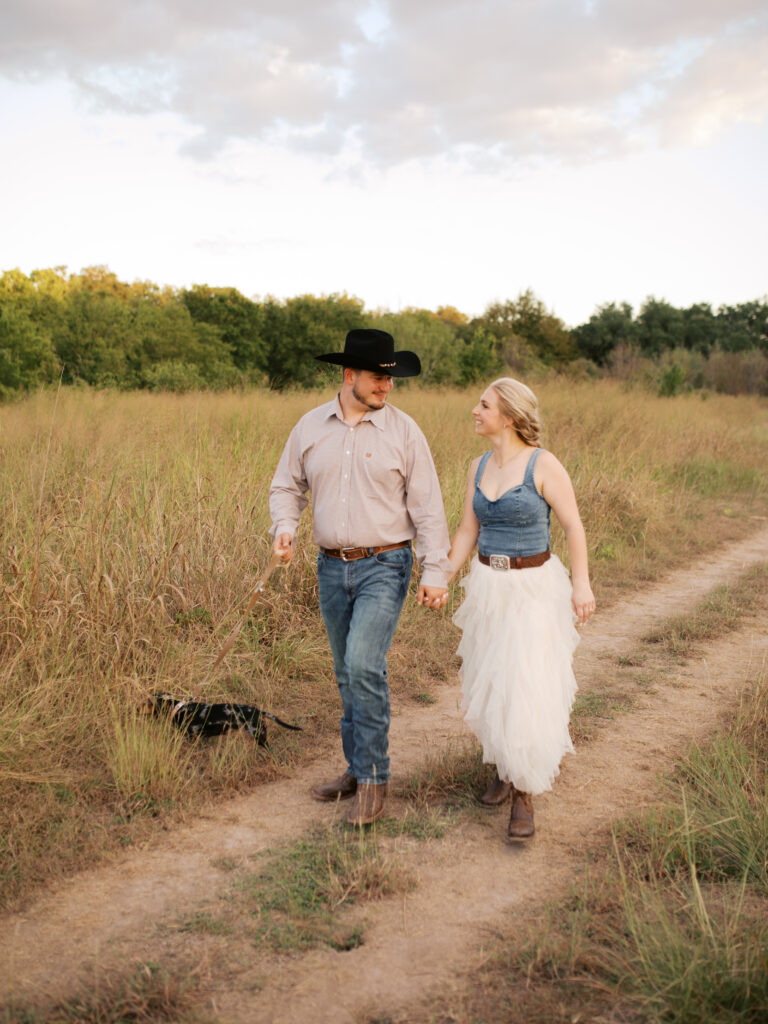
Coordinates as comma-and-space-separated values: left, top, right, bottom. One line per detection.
452, 554, 580, 796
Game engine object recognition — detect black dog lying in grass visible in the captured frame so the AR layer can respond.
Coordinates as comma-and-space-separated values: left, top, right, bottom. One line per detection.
144, 693, 302, 746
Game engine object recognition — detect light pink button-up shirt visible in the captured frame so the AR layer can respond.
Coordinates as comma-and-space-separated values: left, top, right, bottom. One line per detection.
269, 396, 451, 588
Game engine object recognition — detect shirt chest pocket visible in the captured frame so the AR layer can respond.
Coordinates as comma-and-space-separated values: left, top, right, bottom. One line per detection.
359, 452, 404, 495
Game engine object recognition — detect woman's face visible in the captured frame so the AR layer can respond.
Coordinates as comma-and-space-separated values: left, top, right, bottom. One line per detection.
472, 387, 509, 437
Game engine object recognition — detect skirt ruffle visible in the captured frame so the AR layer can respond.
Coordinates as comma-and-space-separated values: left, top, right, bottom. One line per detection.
452, 554, 580, 795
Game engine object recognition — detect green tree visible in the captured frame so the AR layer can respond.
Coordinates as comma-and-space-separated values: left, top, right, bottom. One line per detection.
73, 265, 133, 298
715, 300, 768, 353
434, 305, 468, 327
372, 309, 458, 384
0, 268, 38, 309
261, 293, 366, 389
53, 286, 136, 386
182, 285, 267, 374
636, 297, 685, 357
658, 362, 686, 397
455, 323, 500, 385
26, 268, 71, 347
131, 300, 236, 388
681, 302, 717, 354
572, 302, 636, 366
478, 290, 575, 366
142, 360, 206, 393
0, 304, 58, 397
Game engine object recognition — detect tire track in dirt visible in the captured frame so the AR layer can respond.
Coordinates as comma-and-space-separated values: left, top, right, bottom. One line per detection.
2, 526, 768, 1016
222, 621, 768, 1024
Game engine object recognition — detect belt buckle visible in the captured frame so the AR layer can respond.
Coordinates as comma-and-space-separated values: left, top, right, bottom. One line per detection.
340, 546, 363, 561
489, 554, 510, 571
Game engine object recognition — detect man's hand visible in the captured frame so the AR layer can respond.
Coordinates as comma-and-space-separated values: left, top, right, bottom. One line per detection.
274, 532, 295, 564
417, 585, 449, 611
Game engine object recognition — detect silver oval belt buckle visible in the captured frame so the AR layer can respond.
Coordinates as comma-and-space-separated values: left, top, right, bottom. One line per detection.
489, 554, 510, 571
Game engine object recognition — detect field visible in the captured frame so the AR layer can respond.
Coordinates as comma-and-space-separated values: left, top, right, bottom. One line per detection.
1, 380, 768, 1022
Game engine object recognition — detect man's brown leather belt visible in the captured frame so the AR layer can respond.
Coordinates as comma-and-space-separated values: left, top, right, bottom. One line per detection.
479, 551, 550, 570
322, 540, 411, 562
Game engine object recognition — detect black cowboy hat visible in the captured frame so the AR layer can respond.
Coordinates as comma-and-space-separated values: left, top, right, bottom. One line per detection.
315, 328, 421, 378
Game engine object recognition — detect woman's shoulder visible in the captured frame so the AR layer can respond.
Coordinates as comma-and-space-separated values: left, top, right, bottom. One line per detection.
465, 452, 487, 486
534, 448, 564, 468
533, 448, 570, 486
467, 451, 489, 470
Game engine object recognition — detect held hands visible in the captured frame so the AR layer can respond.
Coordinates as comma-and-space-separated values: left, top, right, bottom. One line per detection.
418, 585, 449, 611
274, 532, 295, 564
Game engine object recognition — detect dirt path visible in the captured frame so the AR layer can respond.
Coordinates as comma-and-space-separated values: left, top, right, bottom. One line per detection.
3, 527, 768, 1021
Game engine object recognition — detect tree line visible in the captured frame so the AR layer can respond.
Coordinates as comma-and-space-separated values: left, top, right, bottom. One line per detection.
1, 265, 766, 399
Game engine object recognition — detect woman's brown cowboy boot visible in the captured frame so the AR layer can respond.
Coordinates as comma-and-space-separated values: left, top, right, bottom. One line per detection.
506, 790, 534, 840
479, 772, 512, 807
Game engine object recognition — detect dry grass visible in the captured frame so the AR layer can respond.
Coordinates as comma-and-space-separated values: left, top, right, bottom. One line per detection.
1, 382, 767, 908
391, 666, 768, 1024
397, 735, 489, 807
640, 563, 768, 659
570, 563, 768, 742
0, 961, 212, 1024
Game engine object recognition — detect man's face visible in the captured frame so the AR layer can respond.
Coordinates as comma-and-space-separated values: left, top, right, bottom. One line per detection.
350, 369, 394, 410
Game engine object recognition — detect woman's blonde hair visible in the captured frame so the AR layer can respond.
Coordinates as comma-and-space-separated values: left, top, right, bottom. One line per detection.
490, 377, 542, 446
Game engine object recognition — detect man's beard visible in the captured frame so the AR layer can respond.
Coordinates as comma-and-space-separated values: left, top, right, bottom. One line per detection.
352, 381, 386, 410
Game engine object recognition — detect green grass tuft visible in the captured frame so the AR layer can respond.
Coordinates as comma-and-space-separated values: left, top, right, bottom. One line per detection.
235, 823, 416, 953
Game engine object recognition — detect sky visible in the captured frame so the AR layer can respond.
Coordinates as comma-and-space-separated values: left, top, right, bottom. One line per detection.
0, 0, 766, 327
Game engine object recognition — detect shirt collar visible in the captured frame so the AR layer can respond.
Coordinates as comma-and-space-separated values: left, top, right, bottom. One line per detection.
328, 394, 387, 430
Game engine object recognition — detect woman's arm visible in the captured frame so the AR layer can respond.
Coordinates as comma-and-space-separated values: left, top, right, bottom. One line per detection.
536, 451, 596, 624
447, 458, 481, 580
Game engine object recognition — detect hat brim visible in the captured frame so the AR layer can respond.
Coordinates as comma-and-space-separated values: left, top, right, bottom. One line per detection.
315, 351, 421, 378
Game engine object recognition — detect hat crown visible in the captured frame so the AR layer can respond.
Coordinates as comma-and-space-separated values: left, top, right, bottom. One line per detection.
344, 329, 396, 367
314, 327, 421, 377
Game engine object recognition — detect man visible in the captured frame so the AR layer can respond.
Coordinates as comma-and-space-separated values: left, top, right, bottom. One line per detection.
269, 328, 450, 826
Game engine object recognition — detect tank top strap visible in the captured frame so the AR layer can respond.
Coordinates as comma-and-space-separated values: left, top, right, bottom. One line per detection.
523, 448, 543, 487
474, 450, 493, 485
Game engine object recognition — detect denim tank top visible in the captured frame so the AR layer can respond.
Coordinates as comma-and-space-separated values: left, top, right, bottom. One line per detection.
473, 449, 551, 558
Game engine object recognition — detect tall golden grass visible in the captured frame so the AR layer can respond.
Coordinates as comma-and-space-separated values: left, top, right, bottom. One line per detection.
1, 381, 766, 907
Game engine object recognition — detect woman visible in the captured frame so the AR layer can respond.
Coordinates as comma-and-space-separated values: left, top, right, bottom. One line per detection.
445, 377, 595, 841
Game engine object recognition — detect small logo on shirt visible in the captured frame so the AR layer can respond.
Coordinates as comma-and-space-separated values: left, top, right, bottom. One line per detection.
365, 452, 372, 458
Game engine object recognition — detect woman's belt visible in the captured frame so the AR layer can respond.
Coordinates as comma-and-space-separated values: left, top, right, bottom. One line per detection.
479, 550, 550, 570
322, 540, 411, 562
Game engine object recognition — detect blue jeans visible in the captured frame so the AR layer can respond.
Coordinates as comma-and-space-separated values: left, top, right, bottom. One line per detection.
317, 546, 413, 785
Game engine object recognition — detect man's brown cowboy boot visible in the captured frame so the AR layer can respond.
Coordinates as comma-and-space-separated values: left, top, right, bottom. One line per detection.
310, 772, 357, 801
479, 772, 513, 807
506, 790, 535, 840
346, 783, 387, 826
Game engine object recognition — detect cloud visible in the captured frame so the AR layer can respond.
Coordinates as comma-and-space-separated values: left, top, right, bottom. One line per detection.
1, 0, 766, 165
651, 28, 768, 145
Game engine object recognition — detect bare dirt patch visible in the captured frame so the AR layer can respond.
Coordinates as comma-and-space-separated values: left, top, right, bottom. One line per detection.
3, 527, 768, 1022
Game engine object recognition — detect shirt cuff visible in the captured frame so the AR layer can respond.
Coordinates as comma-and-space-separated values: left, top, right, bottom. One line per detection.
269, 520, 297, 540
419, 568, 449, 590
